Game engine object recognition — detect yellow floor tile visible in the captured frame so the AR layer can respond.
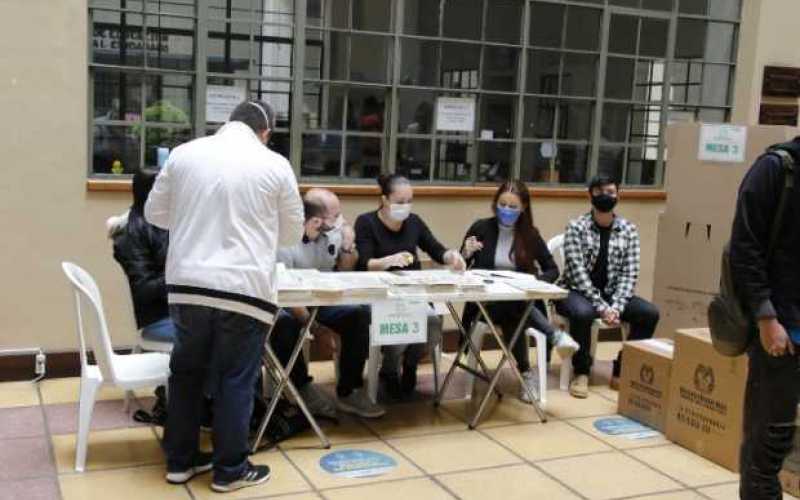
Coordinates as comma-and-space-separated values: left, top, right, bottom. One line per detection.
52, 427, 163, 473
284, 440, 422, 490
629, 445, 739, 487
387, 430, 521, 475
188, 450, 311, 500
442, 396, 543, 429
699, 482, 797, 500
589, 385, 619, 403
40, 377, 130, 405
567, 416, 670, 450
543, 390, 619, 420
437, 463, 581, 500
0, 381, 40, 408
628, 491, 705, 499
323, 477, 454, 500
538, 451, 681, 500
278, 414, 376, 450
483, 421, 612, 461
363, 401, 465, 439
59, 465, 190, 500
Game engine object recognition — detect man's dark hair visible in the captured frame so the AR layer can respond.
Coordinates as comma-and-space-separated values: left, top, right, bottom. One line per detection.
228, 100, 275, 134
588, 175, 619, 193
303, 197, 326, 222
132, 167, 159, 214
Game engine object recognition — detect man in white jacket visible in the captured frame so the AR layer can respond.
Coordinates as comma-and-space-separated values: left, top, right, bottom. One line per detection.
145, 100, 304, 493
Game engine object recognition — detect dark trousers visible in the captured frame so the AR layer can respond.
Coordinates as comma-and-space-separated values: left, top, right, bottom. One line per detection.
164, 304, 268, 483
271, 305, 370, 397
555, 291, 659, 377
740, 340, 800, 500
479, 301, 556, 373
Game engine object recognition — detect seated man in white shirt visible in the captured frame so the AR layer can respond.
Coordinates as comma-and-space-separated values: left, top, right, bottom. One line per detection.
271, 189, 385, 419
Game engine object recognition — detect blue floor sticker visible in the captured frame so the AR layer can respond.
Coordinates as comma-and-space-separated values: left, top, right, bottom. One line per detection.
319, 449, 398, 478
593, 417, 661, 440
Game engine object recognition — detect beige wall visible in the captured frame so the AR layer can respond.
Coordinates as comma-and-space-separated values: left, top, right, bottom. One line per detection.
732, 0, 800, 125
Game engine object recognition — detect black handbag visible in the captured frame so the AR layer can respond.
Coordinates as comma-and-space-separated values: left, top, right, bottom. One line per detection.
708, 147, 795, 357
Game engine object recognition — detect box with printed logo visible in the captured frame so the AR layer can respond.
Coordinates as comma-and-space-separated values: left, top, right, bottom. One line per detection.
618, 338, 675, 432
665, 328, 748, 472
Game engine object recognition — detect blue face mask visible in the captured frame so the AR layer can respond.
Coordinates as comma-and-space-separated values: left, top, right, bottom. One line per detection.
788, 327, 800, 345
497, 206, 521, 227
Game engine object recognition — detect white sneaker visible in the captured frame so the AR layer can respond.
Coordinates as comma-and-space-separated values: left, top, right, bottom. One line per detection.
554, 330, 580, 359
299, 383, 337, 419
337, 390, 386, 419
519, 370, 540, 404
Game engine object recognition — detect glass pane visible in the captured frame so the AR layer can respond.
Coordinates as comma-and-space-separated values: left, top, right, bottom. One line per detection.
400, 38, 439, 87
478, 142, 513, 183
441, 43, 481, 89
605, 57, 635, 99
486, 0, 523, 44
90, 0, 143, 9
706, 22, 736, 62
397, 138, 431, 180
207, 22, 253, 74
92, 12, 144, 66
398, 90, 435, 134
305, 36, 323, 79
144, 74, 193, 124
403, 0, 440, 36
94, 70, 144, 121
526, 50, 561, 94
145, 16, 194, 70
482, 47, 519, 92
609, 15, 638, 55
670, 61, 702, 104
144, 127, 192, 167
680, 0, 741, 19
480, 94, 516, 139
642, 0, 673, 11
345, 136, 383, 178
267, 131, 290, 158
307, 0, 323, 26
93, 125, 141, 174
353, 0, 391, 31
435, 140, 473, 182
351, 34, 391, 83
701, 63, 731, 106
601, 103, 632, 143
561, 53, 598, 97
630, 106, 662, 142
521, 142, 553, 183
610, 0, 639, 6
676, 19, 705, 59
597, 145, 625, 182
634, 59, 665, 102
561, 100, 593, 141
302, 134, 342, 176
443, 0, 483, 40
698, 107, 727, 123
346, 87, 388, 132
625, 146, 657, 186
556, 144, 591, 184
523, 96, 557, 139
639, 18, 668, 58
322, 30, 349, 80
565, 6, 601, 51
529, 2, 564, 48
316, 0, 350, 28
303, 84, 345, 130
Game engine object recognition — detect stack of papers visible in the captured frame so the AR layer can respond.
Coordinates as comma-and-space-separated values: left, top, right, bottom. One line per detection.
471, 270, 565, 295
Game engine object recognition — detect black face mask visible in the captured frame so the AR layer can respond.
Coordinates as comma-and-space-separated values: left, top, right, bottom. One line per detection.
591, 194, 618, 213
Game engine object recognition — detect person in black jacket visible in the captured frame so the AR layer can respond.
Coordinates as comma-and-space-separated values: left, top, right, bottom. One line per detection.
460, 180, 579, 403
730, 139, 800, 500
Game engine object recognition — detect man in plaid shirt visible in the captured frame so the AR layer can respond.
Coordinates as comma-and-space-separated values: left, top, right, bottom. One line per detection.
556, 176, 660, 399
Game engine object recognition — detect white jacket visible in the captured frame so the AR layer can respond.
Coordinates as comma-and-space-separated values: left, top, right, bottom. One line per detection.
145, 121, 304, 324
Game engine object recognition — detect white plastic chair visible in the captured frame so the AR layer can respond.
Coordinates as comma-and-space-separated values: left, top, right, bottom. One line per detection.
62, 262, 170, 472
547, 235, 630, 390
464, 322, 549, 407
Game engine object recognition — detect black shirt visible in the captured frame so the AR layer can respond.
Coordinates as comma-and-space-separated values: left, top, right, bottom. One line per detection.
354, 211, 448, 271
591, 224, 612, 295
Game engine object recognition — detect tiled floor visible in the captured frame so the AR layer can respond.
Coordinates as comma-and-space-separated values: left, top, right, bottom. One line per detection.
0, 344, 796, 500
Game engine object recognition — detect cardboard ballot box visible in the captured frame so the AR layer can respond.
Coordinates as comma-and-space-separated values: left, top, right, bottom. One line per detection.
665, 328, 748, 472
618, 338, 675, 432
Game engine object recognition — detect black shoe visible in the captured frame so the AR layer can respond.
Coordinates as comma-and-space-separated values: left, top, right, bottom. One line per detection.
165, 452, 213, 484
211, 463, 271, 493
401, 365, 418, 395
380, 372, 402, 400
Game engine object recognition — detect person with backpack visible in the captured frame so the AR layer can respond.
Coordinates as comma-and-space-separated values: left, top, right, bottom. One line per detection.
730, 140, 799, 500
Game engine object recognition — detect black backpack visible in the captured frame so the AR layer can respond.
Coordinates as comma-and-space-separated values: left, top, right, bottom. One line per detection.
708, 146, 795, 357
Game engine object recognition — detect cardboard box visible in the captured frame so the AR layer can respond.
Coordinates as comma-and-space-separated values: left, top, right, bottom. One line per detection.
618, 338, 675, 432
653, 123, 797, 338
665, 328, 748, 472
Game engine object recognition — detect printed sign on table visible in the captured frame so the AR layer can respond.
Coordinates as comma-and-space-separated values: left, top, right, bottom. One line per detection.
370, 300, 428, 346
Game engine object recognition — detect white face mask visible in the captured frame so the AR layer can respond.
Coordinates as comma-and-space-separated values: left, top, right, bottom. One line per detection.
389, 203, 412, 222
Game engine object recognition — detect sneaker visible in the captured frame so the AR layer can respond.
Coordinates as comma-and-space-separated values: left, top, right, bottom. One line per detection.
553, 330, 580, 359
569, 375, 589, 399
337, 390, 386, 419
165, 452, 213, 484
211, 463, 271, 493
299, 383, 337, 419
519, 370, 540, 404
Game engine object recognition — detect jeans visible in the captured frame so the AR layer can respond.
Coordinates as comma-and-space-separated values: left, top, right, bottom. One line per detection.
271, 305, 371, 397
164, 304, 268, 483
740, 337, 800, 500
555, 291, 659, 377
477, 301, 556, 373
141, 317, 178, 343
380, 312, 443, 379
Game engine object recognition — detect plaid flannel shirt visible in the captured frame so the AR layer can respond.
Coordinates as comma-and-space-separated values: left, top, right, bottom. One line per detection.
559, 213, 641, 313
